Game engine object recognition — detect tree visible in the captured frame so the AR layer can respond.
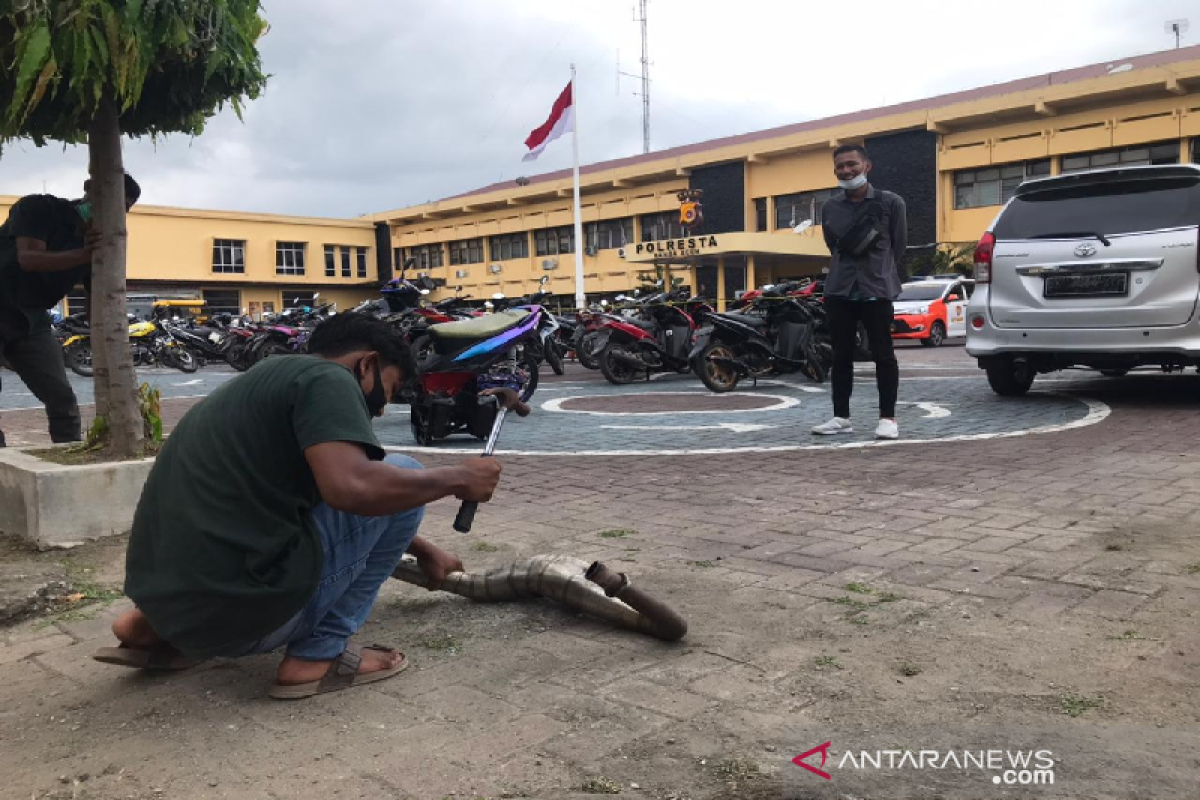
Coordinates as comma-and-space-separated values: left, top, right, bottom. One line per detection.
0, 1, 267, 458
905, 243, 975, 280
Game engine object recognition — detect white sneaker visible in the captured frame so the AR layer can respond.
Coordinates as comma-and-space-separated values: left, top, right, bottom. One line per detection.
812, 417, 854, 435
875, 419, 899, 440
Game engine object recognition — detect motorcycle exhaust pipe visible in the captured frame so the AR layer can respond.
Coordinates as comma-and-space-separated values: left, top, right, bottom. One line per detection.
608, 348, 648, 370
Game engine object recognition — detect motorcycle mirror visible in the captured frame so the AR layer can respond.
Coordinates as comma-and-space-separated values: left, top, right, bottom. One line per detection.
656, 280, 663, 287
484, 301, 494, 310
793, 220, 814, 234
313, 292, 321, 300
600, 299, 609, 307
492, 292, 505, 300
540, 275, 549, 285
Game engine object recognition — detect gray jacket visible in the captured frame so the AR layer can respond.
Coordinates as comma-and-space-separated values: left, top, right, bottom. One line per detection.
820, 185, 907, 299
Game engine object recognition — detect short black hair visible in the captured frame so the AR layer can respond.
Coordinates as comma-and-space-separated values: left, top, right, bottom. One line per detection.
306, 311, 414, 375
832, 144, 869, 161
83, 173, 141, 204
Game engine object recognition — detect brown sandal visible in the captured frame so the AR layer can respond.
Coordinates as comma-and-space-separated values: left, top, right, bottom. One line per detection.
268, 643, 408, 700
92, 644, 203, 671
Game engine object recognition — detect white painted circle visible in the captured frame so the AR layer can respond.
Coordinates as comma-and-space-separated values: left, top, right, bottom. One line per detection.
540, 391, 801, 417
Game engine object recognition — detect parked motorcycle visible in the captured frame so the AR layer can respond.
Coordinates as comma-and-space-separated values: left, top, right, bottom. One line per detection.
401, 306, 553, 446
689, 280, 832, 392
593, 287, 708, 385
64, 317, 197, 377
490, 276, 564, 375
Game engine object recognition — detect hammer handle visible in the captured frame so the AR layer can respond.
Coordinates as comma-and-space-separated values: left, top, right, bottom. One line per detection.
453, 406, 509, 533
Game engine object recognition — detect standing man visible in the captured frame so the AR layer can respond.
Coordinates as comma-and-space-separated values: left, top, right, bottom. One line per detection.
811, 145, 906, 440
0, 174, 141, 446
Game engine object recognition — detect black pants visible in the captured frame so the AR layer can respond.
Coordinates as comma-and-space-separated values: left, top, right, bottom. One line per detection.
0, 326, 82, 444
825, 297, 898, 419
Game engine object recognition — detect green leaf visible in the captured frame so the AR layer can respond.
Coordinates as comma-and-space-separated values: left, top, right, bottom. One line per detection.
7, 23, 51, 123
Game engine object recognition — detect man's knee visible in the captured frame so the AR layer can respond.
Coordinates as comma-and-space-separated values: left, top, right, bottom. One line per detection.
384, 453, 424, 471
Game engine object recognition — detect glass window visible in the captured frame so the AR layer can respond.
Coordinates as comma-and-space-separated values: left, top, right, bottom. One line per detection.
639, 211, 685, 242
203, 289, 241, 317
275, 242, 306, 276
1059, 141, 1180, 174
773, 188, 838, 229
283, 291, 317, 308
340, 247, 351, 277
1192, 138, 1200, 164
953, 159, 1051, 208
994, 175, 1200, 239
754, 198, 768, 231
584, 218, 634, 250
535, 226, 575, 256
897, 284, 947, 301
212, 239, 246, 274
323, 245, 336, 277
448, 238, 484, 265
489, 233, 529, 261
356, 247, 368, 279
404, 244, 444, 270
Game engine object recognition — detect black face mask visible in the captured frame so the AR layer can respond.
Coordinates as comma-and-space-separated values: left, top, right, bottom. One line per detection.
354, 358, 388, 418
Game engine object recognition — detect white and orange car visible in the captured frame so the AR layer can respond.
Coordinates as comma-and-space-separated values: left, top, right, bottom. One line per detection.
891, 277, 975, 347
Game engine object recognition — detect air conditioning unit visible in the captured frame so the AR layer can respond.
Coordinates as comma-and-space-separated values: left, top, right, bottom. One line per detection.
541, 259, 558, 271
584, 246, 598, 257
617, 248, 627, 259
488, 263, 503, 274
455, 269, 469, 279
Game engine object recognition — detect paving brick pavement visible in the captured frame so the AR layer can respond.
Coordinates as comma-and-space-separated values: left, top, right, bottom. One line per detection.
3, 348, 1200, 798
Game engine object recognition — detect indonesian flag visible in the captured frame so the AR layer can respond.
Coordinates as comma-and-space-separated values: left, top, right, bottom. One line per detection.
523, 81, 574, 162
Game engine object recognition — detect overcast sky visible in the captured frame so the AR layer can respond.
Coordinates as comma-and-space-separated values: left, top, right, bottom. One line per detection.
0, 0, 1195, 218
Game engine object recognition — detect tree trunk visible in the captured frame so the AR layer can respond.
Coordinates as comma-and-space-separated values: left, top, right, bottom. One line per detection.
87, 99, 142, 458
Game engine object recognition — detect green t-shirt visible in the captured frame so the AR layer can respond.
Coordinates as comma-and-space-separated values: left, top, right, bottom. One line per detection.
125, 356, 384, 658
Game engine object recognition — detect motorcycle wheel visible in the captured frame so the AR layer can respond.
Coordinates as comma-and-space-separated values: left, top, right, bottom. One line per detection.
695, 342, 740, 393
171, 348, 199, 373
545, 340, 565, 376
225, 343, 251, 371
260, 342, 292, 360
67, 342, 94, 378
599, 344, 641, 386
409, 405, 435, 446
577, 332, 602, 370
408, 335, 435, 367
519, 350, 540, 402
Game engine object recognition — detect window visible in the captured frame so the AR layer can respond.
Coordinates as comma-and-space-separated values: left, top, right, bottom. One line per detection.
404, 244, 444, 270
639, 211, 684, 242
953, 160, 1050, 209
1192, 138, 1199, 164
448, 238, 484, 265
584, 218, 633, 251
340, 247, 351, 278
535, 226, 575, 256
203, 289, 241, 317
276, 242, 306, 275
356, 247, 368, 279
1060, 142, 1178, 174
324, 245, 336, 277
945, 285, 965, 302
774, 188, 838, 229
283, 291, 317, 309
66, 293, 87, 315
754, 198, 768, 232
212, 239, 246, 274
489, 232, 529, 261
993, 176, 1200, 240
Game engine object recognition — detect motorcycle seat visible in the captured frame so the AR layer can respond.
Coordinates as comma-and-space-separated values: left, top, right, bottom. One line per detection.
620, 317, 657, 331
428, 309, 530, 340
713, 312, 768, 328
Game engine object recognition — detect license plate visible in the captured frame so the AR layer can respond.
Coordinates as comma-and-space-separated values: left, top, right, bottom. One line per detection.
1044, 272, 1128, 298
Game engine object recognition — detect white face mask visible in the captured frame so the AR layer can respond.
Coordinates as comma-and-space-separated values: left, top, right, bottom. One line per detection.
838, 174, 868, 191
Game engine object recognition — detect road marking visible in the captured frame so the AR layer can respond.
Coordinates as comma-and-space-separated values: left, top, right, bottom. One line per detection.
172, 379, 203, 386
601, 422, 776, 433
897, 401, 951, 419
385, 392, 1109, 457
540, 391, 800, 416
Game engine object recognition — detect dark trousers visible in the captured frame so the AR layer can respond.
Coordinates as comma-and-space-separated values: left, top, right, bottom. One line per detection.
0, 326, 82, 443
825, 297, 898, 419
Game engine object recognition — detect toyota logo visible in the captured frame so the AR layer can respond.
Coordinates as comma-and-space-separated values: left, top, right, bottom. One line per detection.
1074, 243, 1098, 258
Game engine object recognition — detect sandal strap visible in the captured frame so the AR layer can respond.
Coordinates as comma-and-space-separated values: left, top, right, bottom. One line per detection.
316, 643, 363, 692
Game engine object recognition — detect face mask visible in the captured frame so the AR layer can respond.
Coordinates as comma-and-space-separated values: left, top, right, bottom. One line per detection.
354, 358, 388, 418
837, 174, 868, 191
76, 202, 92, 223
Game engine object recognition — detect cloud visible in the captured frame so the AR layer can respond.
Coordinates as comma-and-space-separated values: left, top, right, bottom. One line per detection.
1, 0, 1194, 217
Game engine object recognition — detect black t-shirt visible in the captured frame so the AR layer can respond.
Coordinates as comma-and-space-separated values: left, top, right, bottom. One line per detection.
0, 194, 91, 341
124, 356, 386, 658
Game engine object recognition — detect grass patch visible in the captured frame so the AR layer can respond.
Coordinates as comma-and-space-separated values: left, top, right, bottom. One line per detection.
689, 560, 717, 569
876, 591, 903, 604
813, 655, 841, 670
1059, 694, 1104, 718
28, 440, 160, 466
712, 756, 760, 779
850, 615, 869, 626
844, 582, 874, 594
598, 529, 636, 539
830, 596, 872, 612
1185, 564, 1200, 575
470, 541, 500, 553
418, 634, 462, 652
1104, 543, 1124, 552
581, 776, 622, 794
898, 662, 922, 677
35, 562, 124, 628
1106, 629, 1161, 642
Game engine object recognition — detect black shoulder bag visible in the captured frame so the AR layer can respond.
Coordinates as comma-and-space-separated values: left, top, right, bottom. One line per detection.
835, 193, 886, 257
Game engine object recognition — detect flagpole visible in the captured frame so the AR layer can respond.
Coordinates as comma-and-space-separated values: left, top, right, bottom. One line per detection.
570, 64, 586, 311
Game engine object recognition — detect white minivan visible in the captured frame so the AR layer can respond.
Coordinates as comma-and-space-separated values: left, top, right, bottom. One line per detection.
966, 164, 1200, 395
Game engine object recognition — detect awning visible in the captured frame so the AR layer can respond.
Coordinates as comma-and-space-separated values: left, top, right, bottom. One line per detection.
621, 231, 830, 265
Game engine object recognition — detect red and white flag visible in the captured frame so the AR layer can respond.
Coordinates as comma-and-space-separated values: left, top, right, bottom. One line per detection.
523, 81, 574, 162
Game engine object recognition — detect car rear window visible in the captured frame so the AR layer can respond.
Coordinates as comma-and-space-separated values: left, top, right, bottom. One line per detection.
993, 176, 1200, 239
897, 285, 944, 301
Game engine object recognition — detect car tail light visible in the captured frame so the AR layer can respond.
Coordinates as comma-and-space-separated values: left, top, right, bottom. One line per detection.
974, 232, 995, 283
971, 315, 985, 330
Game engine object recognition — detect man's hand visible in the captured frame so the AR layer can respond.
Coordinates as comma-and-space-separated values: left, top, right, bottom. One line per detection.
83, 228, 102, 259
415, 545, 465, 591
455, 457, 501, 502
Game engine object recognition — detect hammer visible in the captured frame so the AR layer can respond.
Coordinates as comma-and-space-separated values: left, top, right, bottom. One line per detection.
453, 387, 531, 533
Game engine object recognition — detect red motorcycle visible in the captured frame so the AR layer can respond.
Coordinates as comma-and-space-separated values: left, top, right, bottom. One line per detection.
593, 288, 712, 385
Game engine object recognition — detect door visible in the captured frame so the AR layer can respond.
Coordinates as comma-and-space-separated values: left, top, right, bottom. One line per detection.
944, 283, 968, 336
